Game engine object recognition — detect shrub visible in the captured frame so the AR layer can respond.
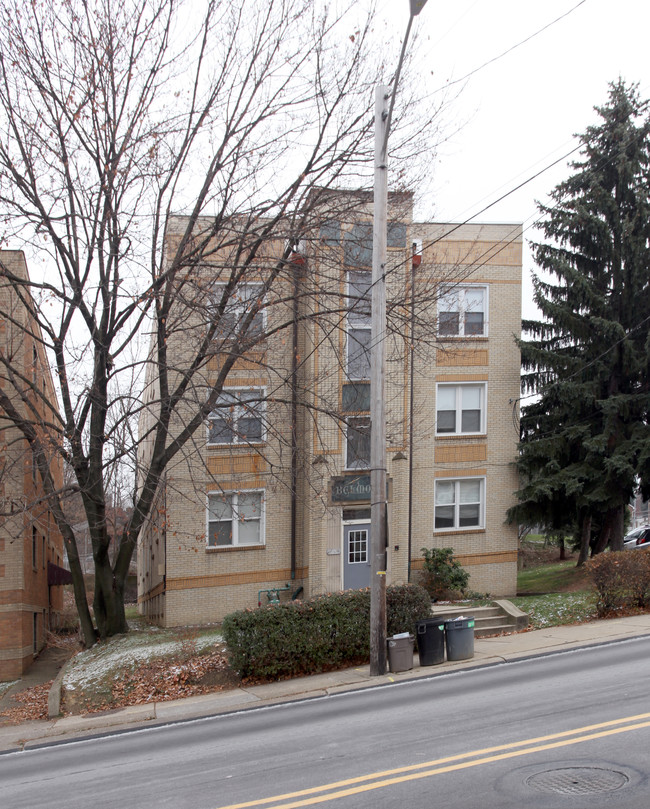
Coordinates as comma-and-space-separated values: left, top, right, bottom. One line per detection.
587, 550, 650, 615
222, 583, 431, 680
418, 547, 469, 600
386, 582, 432, 636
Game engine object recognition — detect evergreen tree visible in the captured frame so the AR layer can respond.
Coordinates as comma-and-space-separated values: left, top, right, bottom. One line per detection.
510, 80, 650, 564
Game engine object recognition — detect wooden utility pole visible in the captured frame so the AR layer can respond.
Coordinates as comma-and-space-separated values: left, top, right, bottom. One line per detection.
369, 84, 389, 676
369, 0, 428, 676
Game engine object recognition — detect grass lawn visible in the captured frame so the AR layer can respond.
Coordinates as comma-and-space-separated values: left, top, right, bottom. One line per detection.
513, 555, 598, 629
511, 591, 597, 629
517, 560, 589, 595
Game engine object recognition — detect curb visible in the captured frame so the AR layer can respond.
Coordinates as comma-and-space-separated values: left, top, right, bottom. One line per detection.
47, 664, 67, 720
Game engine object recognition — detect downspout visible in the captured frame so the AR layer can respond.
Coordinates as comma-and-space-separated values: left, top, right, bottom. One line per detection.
290, 251, 305, 581
407, 242, 421, 581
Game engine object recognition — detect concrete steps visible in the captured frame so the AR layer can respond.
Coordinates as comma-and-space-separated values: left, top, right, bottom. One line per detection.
429, 599, 528, 638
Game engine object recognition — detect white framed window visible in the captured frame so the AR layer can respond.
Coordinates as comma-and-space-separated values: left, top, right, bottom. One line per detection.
346, 270, 371, 380
346, 416, 370, 469
434, 478, 485, 531
208, 389, 265, 445
207, 490, 264, 547
438, 285, 487, 337
212, 282, 265, 340
436, 383, 486, 435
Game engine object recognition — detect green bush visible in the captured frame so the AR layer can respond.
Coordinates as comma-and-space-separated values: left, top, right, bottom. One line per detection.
587, 550, 650, 615
418, 547, 469, 600
222, 583, 431, 680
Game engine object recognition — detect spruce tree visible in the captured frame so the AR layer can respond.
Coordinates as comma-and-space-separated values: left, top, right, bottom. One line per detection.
510, 80, 650, 563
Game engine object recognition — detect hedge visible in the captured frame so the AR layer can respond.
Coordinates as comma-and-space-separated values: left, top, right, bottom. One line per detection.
221, 583, 431, 680
587, 549, 650, 615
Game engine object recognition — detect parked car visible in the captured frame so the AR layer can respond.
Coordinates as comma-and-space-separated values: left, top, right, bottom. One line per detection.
623, 526, 650, 550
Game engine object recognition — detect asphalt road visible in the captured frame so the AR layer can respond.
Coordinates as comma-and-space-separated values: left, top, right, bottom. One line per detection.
2, 636, 650, 809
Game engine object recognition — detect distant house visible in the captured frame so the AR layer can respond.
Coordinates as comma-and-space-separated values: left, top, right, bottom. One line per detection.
137, 193, 522, 626
0, 251, 67, 680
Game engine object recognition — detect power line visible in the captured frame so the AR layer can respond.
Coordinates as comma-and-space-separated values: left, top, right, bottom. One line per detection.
420, 1, 587, 98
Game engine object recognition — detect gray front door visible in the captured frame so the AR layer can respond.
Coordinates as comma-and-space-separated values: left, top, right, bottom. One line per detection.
343, 522, 371, 590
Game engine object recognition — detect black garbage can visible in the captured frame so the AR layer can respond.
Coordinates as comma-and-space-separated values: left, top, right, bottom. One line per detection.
415, 619, 445, 665
387, 634, 415, 673
444, 617, 475, 661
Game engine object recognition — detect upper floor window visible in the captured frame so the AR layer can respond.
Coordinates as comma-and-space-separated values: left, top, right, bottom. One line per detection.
213, 282, 265, 341
434, 478, 484, 531
208, 389, 265, 445
438, 286, 487, 337
207, 491, 264, 547
346, 270, 371, 380
436, 383, 486, 435
346, 416, 370, 469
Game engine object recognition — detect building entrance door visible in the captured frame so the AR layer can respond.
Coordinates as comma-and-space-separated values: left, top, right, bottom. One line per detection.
343, 522, 371, 590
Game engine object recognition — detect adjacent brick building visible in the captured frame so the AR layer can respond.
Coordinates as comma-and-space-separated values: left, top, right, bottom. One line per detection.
0, 251, 66, 679
137, 194, 522, 625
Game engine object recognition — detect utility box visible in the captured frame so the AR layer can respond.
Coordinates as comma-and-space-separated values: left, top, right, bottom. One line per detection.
387, 633, 415, 673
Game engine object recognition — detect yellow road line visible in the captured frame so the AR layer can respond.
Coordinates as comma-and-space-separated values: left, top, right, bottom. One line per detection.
215, 712, 650, 809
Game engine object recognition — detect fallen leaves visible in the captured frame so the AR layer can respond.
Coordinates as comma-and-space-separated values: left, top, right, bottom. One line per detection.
105, 650, 237, 710
0, 681, 53, 725
0, 647, 239, 725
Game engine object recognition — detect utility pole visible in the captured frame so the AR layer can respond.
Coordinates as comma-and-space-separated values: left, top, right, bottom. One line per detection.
369, 0, 428, 677
369, 84, 389, 676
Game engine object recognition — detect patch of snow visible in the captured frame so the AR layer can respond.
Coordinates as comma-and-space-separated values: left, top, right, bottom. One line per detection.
63, 630, 222, 692
0, 680, 18, 696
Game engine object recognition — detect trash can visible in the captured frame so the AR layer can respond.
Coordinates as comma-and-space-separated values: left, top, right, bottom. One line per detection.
387, 633, 415, 673
415, 619, 446, 665
444, 617, 475, 661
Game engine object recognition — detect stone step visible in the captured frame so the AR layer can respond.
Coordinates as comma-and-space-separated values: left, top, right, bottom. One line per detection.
426, 599, 529, 638
474, 622, 520, 638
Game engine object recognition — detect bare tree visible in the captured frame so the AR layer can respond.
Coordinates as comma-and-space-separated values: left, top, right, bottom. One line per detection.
0, 0, 446, 646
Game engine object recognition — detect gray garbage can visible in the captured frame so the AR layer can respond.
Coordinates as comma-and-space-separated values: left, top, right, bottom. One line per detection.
444, 617, 475, 661
415, 619, 445, 665
387, 634, 415, 673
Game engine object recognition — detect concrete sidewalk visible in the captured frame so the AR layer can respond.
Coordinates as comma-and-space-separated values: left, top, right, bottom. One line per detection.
2, 613, 650, 754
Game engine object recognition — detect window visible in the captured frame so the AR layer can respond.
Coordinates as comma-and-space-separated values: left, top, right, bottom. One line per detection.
434, 478, 484, 530
207, 491, 264, 547
346, 416, 370, 469
347, 270, 371, 380
32, 525, 37, 568
436, 384, 486, 435
208, 389, 265, 445
348, 529, 368, 564
212, 283, 265, 341
438, 286, 487, 337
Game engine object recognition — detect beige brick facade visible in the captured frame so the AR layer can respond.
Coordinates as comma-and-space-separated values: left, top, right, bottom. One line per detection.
0, 251, 65, 680
137, 205, 522, 626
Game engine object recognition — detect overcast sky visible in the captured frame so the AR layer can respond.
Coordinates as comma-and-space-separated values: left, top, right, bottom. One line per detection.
378, 0, 649, 313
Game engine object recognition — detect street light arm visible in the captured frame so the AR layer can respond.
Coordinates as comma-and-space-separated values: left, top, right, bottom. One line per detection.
382, 0, 427, 158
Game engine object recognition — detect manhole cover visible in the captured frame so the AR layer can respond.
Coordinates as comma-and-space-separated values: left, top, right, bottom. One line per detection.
526, 767, 628, 795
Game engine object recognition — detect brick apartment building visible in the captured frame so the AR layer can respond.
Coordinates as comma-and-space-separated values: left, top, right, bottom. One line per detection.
0, 251, 66, 679
137, 193, 522, 625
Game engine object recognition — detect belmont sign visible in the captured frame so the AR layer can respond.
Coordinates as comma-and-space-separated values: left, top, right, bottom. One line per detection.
330, 474, 391, 504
